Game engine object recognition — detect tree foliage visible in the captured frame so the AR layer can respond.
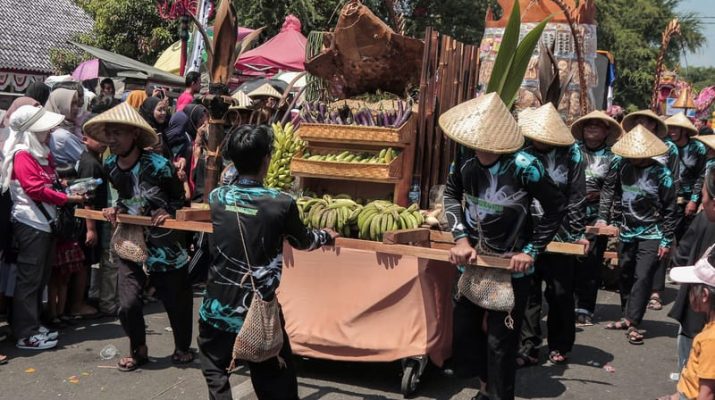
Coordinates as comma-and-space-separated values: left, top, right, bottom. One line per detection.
681, 67, 715, 91
596, 0, 705, 110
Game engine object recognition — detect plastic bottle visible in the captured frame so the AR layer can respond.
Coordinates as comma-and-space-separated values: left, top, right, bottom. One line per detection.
66, 178, 103, 195
99, 344, 118, 360
408, 178, 421, 206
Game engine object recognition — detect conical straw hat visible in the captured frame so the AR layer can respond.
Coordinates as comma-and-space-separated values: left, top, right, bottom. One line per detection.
665, 112, 698, 137
438, 92, 523, 153
622, 109, 668, 139
248, 83, 282, 99
570, 110, 623, 145
611, 124, 669, 159
518, 103, 574, 146
231, 90, 253, 109
695, 135, 715, 152
83, 102, 158, 149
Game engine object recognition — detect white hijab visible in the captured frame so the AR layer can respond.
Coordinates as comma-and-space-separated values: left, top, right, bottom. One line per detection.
1, 108, 52, 193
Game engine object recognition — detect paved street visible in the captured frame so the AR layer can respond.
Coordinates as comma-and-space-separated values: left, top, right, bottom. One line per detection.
0, 285, 681, 400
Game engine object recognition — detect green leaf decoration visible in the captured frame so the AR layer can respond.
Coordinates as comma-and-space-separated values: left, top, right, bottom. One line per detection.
486, 0, 521, 95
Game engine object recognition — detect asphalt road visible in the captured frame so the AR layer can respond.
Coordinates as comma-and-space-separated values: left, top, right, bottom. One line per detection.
0, 286, 682, 400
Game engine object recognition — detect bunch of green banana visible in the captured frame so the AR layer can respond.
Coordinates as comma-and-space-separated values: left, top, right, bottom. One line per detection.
356, 201, 425, 241
302, 148, 399, 164
298, 195, 362, 237
264, 122, 304, 190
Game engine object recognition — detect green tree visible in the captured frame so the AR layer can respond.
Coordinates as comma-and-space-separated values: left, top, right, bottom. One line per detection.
596, 0, 705, 110
51, 0, 178, 73
681, 66, 715, 91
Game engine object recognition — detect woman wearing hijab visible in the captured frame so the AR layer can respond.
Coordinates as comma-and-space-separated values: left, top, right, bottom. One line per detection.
1, 105, 85, 350
125, 90, 148, 109
46, 89, 85, 166
25, 82, 51, 106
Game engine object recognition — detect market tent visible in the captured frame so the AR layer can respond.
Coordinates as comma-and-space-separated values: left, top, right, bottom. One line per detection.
70, 41, 184, 87
154, 27, 256, 75
235, 15, 306, 76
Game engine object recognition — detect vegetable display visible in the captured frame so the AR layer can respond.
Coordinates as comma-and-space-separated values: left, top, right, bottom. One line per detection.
299, 100, 412, 128
302, 148, 399, 164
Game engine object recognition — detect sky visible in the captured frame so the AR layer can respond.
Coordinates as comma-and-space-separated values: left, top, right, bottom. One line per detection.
678, 0, 714, 67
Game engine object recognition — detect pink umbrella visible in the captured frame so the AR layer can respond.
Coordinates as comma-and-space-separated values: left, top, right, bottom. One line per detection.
72, 59, 100, 81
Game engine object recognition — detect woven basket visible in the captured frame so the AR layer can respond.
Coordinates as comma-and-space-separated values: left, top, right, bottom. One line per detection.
290, 147, 403, 181
298, 115, 415, 145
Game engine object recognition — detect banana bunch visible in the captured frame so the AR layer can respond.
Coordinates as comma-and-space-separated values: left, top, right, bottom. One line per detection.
264, 122, 304, 190
298, 195, 362, 237
357, 201, 425, 241
303, 148, 399, 164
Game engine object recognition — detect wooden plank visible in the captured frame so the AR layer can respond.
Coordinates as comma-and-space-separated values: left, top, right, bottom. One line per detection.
74, 209, 213, 233
603, 251, 618, 260
545, 242, 587, 256
190, 202, 210, 209
585, 226, 619, 236
335, 237, 510, 269
382, 228, 431, 244
175, 208, 211, 222
430, 230, 455, 243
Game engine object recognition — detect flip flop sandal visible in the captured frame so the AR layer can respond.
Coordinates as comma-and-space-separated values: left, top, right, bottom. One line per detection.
647, 297, 663, 311
0, 354, 8, 365
171, 350, 195, 365
605, 319, 631, 330
627, 327, 644, 345
576, 314, 594, 327
548, 350, 568, 364
117, 355, 149, 372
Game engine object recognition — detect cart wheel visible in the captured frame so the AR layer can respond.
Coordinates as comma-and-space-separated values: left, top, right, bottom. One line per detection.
401, 359, 420, 398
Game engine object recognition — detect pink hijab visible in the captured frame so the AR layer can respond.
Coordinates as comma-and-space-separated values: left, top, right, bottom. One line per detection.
1, 97, 40, 128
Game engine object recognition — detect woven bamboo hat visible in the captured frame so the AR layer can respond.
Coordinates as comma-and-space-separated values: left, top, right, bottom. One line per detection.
570, 110, 623, 145
438, 92, 523, 153
696, 135, 715, 152
518, 103, 574, 146
83, 102, 158, 148
622, 109, 668, 139
666, 112, 698, 137
611, 124, 669, 159
248, 83, 282, 99
231, 90, 254, 109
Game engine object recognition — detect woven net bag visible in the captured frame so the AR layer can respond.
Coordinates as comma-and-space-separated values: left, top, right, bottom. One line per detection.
457, 266, 515, 313
231, 293, 284, 364
111, 223, 148, 263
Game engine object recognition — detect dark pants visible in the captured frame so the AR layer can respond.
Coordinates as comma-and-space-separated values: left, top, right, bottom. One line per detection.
574, 235, 609, 315
116, 256, 193, 352
618, 239, 660, 325
12, 222, 55, 339
452, 276, 530, 400
197, 320, 299, 400
520, 253, 576, 355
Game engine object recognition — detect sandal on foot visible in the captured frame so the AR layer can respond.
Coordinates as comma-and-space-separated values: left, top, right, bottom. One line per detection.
626, 326, 644, 345
117, 347, 148, 372
0, 354, 7, 365
171, 349, 194, 365
648, 295, 663, 311
515, 353, 538, 368
576, 314, 594, 327
548, 350, 568, 364
605, 319, 631, 330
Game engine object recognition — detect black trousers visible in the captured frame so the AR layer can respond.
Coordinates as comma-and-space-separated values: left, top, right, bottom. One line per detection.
197, 320, 299, 400
452, 276, 530, 400
12, 222, 55, 339
618, 239, 660, 325
574, 235, 609, 315
520, 253, 576, 355
116, 257, 193, 352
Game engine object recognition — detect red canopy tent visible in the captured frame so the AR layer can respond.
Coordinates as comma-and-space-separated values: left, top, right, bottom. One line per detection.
235, 15, 307, 77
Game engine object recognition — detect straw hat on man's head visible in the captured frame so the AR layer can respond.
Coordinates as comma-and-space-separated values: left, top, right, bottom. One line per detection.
570, 110, 623, 145
518, 103, 574, 147
248, 83, 282, 100
611, 124, 669, 159
438, 92, 523, 154
696, 134, 715, 153
622, 109, 668, 139
666, 112, 699, 137
83, 102, 158, 149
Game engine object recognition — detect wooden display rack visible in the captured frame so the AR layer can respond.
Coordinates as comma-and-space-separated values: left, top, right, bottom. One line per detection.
291, 115, 417, 206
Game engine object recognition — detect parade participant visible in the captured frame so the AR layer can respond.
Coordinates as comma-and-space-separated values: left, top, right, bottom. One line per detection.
197, 124, 337, 400
1, 105, 85, 350
697, 135, 715, 170
622, 109, 678, 312
176, 71, 201, 112
83, 103, 193, 371
598, 125, 677, 345
518, 104, 587, 366
440, 93, 566, 400
571, 111, 624, 326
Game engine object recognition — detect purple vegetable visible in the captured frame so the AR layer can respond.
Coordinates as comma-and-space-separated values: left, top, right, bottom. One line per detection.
395, 103, 412, 127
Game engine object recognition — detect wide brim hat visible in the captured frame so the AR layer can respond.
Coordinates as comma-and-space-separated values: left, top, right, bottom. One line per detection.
666, 112, 699, 137
231, 90, 254, 109
622, 109, 668, 139
438, 92, 523, 154
10, 106, 65, 133
670, 256, 715, 287
696, 134, 715, 152
247, 83, 282, 99
83, 102, 158, 149
518, 103, 574, 146
611, 124, 669, 159
570, 110, 623, 145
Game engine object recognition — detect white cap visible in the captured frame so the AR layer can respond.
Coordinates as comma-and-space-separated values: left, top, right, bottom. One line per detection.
9, 105, 65, 133
670, 257, 715, 287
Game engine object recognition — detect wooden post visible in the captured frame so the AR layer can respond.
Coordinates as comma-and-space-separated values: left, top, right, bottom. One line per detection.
201, 84, 232, 203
